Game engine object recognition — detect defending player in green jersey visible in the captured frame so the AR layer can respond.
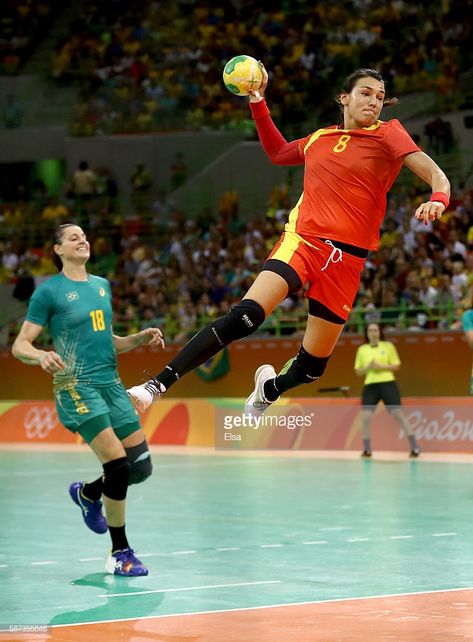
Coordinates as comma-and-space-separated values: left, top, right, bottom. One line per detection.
12, 224, 165, 576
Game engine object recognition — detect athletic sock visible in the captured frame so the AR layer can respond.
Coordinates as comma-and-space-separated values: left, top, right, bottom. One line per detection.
155, 325, 224, 389
263, 379, 280, 402
363, 439, 371, 452
82, 477, 103, 502
109, 525, 129, 552
408, 435, 418, 451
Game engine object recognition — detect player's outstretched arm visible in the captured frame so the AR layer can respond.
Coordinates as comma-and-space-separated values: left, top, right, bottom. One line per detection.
403, 151, 451, 224
12, 320, 66, 373
113, 327, 165, 354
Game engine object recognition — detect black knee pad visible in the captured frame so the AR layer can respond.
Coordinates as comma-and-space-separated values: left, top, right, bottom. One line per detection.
125, 441, 153, 485
292, 346, 330, 384
213, 299, 265, 343
102, 457, 130, 501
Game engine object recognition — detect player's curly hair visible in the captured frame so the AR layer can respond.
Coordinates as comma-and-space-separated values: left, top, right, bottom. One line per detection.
336, 68, 399, 112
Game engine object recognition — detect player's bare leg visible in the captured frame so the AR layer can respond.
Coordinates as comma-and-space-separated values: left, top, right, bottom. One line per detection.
390, 407, 421, 457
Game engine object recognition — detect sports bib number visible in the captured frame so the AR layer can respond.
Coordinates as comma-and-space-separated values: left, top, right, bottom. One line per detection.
333, 135, 351, 153
90, 309, 105, 331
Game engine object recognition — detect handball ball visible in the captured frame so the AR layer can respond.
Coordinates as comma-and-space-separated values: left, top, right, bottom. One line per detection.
222, 55, 263, 96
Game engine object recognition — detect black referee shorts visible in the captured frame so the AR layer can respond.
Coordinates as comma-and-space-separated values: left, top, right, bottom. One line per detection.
361, 381, 402, 408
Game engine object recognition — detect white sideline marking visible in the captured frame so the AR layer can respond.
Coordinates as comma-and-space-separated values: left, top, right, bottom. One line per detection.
347, 538, 371, 542
31, 561, 56, 566
52, 586, 473, 627
79, 557, 103, 562
170, 550, 196, 555
99, 579, 282, 598
389, 535, 413, 540
260, 544, 284, 548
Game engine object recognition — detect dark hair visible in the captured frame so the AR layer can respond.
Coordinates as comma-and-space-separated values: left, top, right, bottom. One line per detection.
337, 68, 399, 112
364, 322, 385, 342
52, 223, 76, 271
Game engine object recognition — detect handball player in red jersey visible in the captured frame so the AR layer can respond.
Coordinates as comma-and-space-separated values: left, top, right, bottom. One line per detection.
127, 66, 450, 415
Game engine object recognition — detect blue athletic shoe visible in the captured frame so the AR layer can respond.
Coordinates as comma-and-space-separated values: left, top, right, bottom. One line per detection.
105, 547, 149, 576
69, 481, 107, 534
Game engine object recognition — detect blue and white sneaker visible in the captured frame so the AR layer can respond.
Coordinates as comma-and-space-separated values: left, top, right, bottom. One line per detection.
69, 481, 107, 535
105, 547, 149, 576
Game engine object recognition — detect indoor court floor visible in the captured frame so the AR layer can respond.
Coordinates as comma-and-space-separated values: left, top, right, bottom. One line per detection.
2, 446, 473, 641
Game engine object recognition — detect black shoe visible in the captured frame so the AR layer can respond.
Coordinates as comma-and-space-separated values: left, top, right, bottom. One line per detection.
409, 449, 421, 458
361, 450, 372, 458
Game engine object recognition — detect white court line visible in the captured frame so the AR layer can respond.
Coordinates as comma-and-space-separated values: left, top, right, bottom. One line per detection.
432, 532, 457, 537
11, 531, 462, 568
51, 586, 473, 628
99, 579, 282, 598
216, 547, 240, 552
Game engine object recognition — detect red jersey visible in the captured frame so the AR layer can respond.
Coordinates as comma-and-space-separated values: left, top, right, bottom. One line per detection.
250, 100, 420, 250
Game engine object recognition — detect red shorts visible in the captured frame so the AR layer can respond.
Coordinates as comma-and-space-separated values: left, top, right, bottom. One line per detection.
266, 232, 365, 321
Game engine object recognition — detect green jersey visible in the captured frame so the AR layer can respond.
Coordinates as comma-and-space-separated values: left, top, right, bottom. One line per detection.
26, 272, 120, 388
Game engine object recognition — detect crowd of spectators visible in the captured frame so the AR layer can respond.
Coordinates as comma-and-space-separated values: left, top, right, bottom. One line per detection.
0, 0, 63, 75
1, 163, 472, 344
46, 0, 472, 136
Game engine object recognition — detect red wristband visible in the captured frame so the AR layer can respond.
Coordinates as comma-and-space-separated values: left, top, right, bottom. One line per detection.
430, 191, 449, 209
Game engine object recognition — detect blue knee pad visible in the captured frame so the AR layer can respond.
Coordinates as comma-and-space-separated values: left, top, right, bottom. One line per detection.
125, 441, 153, 485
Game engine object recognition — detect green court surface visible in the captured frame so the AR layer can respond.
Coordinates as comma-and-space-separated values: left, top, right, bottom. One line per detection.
1, 449, 473, 629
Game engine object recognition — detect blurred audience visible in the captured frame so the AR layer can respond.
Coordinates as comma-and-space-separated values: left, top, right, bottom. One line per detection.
0, 168, 472, 343
42, 0, 473, 135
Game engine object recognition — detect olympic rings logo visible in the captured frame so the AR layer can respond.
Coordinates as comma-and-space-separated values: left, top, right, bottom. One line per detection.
24, 406, 59, 439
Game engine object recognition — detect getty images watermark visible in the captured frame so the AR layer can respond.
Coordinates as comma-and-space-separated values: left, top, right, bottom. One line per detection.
223, 412, 315, 434
215, 402, 317, 449
214, 400, 473, 451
